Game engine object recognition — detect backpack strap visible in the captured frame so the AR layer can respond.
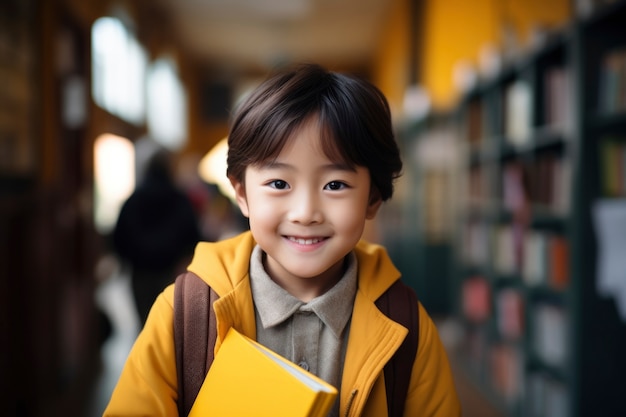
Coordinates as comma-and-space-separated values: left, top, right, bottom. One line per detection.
375, 279, 420, 417
174, 271, 218, 417
174, 273, 419, 417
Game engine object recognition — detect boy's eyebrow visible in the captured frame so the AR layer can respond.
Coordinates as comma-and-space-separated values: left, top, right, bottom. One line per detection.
259, 160, 357, 172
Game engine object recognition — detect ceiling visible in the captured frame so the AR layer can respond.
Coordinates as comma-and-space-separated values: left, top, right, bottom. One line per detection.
152, 0, 393, 74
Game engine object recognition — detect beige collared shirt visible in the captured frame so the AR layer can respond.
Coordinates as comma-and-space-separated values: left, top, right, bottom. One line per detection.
249, 245, 357, 415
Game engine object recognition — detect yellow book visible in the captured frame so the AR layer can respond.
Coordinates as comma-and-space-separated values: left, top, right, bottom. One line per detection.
188, 327, 338, 417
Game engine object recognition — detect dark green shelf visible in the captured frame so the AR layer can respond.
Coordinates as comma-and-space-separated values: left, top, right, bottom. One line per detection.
527, 353, 569, 382
529, 208, 568, 231
580, 0, 626, 29
588, 112, 626, 131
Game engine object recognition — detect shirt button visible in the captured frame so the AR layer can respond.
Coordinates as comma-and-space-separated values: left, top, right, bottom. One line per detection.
298, 361, 309, 371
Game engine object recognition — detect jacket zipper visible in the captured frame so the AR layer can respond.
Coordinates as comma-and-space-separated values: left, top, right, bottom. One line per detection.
343, 389, 358, 417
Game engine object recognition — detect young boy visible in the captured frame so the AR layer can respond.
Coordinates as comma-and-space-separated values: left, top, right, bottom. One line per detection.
104, 63, 461, 417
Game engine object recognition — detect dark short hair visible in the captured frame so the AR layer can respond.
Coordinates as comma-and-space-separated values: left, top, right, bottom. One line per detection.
226, 63, 402, 201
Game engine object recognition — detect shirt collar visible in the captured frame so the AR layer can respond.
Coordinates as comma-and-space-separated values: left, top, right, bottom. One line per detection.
249, 245, 357, 339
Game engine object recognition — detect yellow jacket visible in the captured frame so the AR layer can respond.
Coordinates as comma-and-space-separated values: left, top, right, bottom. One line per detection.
104, 231, 461, 417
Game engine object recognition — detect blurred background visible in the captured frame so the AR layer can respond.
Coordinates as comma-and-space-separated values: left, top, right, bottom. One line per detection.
2, 0, 626, 416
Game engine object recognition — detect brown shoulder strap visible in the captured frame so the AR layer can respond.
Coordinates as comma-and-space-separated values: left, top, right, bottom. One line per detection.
174, 271, 218, 417
375, 279, 420, 417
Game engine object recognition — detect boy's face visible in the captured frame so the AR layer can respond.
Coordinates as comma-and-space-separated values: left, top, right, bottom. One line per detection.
231, 120, 381, 299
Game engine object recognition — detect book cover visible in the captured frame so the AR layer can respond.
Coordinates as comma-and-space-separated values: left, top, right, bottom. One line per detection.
532, 304, 568, 366
188, 327, 338, 417
495, 289, 524, 340
462, 275, 491, 323
523, 231, 547, 286
549, 236, 569, 290
505, 80, 532, 146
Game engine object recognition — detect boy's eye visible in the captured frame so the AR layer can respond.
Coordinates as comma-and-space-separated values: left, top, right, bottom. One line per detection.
324, 181, 348, 191
268, 180, 289, 190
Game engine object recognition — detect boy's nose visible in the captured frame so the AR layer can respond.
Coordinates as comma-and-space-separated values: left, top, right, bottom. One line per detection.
287, 191, 323, 225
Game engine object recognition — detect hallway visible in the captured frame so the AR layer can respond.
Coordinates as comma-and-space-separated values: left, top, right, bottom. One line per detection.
87, 266, 505, 417
86, 266, 140, 417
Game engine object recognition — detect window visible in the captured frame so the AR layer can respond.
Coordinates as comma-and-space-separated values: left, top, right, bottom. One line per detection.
93, 133, 135, 234
91, 16, 146, 124
146, 57, 188, 150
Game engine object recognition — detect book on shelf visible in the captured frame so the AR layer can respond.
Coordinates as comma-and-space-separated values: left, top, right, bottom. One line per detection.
493, 223, 527, 275
489, 343, 524, 402
532, 156, 555, 209
551, 156, 572, 215
549, 236, 569, 290
464, 220, 490, 265
599, 139, 626, 197
526, 373, 546, 417
526, 373, 570, 417
462, 275, 491, 323
495, 288, 525, 340
500, 156, 571, 215
525, 154, 571, 213
522, 231, 569, 290
592, 199, 626, 321
494, 225, 517, 275
502, 162, 528, 212
544, 378, 570, 417
189, 327, 338, 417
466, 99, 484, 146
522, 231, 547, 286
504, 80, 533, 146
544, 66, 572, 133
532, 304, 568, 367
468, 165, 484, 204
598, 48, 626, 115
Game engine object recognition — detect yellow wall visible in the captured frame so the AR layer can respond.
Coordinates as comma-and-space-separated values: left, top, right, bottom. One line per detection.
374, 0, 572, 113
424, 0, 571, 109
503, 0, 572, 46
371, 0, 411, 117
421, 0, 499, 109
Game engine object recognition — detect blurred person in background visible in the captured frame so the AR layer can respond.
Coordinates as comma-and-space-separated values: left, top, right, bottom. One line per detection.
113, 147, 201, 325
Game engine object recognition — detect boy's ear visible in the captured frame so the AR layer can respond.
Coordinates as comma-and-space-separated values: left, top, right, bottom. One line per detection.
365, 190, 383, 220
229, 176, 250, 218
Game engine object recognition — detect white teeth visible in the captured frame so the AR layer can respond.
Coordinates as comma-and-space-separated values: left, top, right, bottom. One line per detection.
288, 237, 322, 245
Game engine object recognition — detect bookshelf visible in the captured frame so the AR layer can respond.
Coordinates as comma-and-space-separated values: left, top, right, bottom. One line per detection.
383, 113, 460, 317
452, 2, 626, 416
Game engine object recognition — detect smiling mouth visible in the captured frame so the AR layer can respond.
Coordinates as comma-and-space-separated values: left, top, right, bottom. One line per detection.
286, 236, 326, 245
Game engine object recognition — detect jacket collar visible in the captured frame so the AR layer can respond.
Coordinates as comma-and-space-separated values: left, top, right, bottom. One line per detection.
186, 232, 256, 297
353, 239, 402, 300
188, 231, 402, 303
